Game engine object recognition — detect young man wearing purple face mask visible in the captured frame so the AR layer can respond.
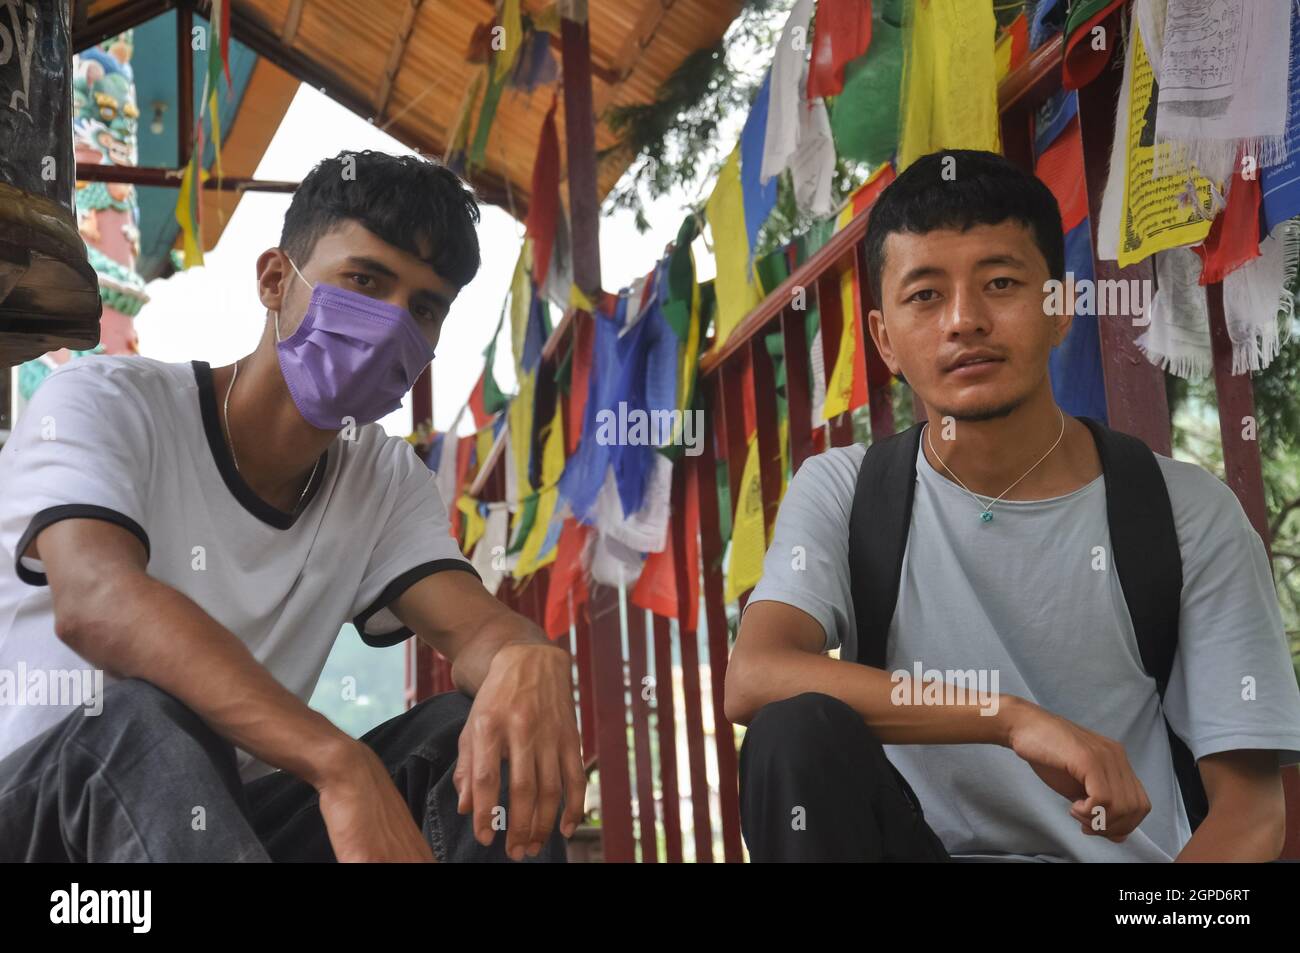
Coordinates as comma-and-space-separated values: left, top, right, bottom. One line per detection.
0, 150, 584, 862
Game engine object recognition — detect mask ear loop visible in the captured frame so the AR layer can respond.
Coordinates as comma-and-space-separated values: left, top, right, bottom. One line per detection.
273, 255, 311, 344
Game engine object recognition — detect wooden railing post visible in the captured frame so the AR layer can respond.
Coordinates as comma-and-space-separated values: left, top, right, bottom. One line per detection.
586, 583, 636, 861
1076, 53, 1171, 453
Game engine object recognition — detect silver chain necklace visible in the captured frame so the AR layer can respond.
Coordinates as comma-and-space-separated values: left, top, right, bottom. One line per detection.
924, 408, 1066, 524
224, 358, 319, 513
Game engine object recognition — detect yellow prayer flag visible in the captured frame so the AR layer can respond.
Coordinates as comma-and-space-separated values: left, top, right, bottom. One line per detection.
569, 283, 595, 314
534, 4, 562, 34
474, 423, 495, 481
898, 0, 1000, 171
724, 434, 768, 603
540, 400, 565, 489
509, 240, 534, 370
494, 0, 524, 84
1115, 25, 1215, 268
514, 488, 559, 577
457, 495, 486, 555
822, 267, 859, 421
174, 152, 203, 268
515, 399, 565, 577
706, 148, 762, 349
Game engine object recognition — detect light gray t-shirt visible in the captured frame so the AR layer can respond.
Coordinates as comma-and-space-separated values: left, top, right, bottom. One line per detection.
746, 438, 1300, 862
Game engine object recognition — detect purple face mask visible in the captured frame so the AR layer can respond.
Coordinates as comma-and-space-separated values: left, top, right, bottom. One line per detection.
275, 257, 436, 430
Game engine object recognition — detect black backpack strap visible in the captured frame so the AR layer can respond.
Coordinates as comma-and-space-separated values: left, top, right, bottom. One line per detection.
1077, 416, 1207, 829
845, 423, 925, 668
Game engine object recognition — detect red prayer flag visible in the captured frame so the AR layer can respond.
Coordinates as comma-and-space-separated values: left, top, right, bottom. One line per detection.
1194, 170, 1262, 285
807, 0, 873, 101
525, 97, 561, 286
468, 370, 490, 429
1006, 13, 1029, 74
741, 349, 757, 441
630, 463, 700, 632
544, 518, 590, 638
1062, 0, 1126, 91
1035, 116, 1089, 233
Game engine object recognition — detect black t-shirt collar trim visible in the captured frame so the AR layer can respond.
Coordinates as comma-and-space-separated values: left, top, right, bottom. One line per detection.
192, 360, 328, 530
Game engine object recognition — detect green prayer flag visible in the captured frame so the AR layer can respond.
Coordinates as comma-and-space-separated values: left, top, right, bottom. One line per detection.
663, 215, 701, 341
469, 65, 507, 168
829, 12, 903, 167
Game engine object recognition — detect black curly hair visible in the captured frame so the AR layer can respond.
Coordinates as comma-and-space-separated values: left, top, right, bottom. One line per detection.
278, 150, 482, 288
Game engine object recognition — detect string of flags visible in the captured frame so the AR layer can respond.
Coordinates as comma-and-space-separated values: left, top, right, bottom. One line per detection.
415, 1, 1300, 631
174, 0, 232, 269
168, 0, 1300, 630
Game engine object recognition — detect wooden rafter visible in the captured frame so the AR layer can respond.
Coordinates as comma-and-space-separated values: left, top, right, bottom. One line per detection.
608, 0, 674, 84
373, 0, 425, 123
73, 0, 176, 50
225, 0, 525, 214
279, 0, 304, 44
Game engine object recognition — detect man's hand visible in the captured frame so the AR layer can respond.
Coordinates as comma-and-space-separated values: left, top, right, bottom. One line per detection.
453, 641, 586, 860
1004, 698, 1152, 841
314, 740, 436, 862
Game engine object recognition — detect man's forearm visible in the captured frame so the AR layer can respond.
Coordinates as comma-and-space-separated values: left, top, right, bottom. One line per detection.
446, 609, 554, 698
727, 646, 1023, 747
56, 570, 359, 788
1175, 809, 1284, 862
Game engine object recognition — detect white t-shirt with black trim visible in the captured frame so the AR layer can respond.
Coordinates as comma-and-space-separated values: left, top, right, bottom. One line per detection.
0, 356, 475, 781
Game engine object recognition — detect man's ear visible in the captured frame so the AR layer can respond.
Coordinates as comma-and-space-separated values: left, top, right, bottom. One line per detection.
1052, 292, 1074, 349
256, 248, 292, 313
867, 307, 901, 376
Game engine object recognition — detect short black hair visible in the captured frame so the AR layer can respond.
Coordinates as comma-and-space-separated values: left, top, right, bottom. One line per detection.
279, 150, 482, 288
864, 149, 1064, 303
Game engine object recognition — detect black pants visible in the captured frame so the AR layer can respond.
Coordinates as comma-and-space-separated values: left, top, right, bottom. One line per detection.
0, 678, 566, 862
739, 692, 950, 862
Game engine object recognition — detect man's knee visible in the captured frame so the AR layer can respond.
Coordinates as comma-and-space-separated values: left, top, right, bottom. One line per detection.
743, 692, 876, 766
61, 678, 227, 768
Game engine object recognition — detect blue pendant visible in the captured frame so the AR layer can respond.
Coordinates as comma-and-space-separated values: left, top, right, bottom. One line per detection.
980, 511, 993, 523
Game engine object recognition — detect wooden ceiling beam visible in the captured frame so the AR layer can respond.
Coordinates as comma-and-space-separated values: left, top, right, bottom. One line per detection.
373, 0, 425, 122
280, 0, 305, 44
607, 0, 672, 84
226, 0, 525, 216
72, 0, 176, 51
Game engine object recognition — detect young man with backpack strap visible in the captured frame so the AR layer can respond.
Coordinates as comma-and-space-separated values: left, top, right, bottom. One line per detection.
725, 149, 1300, 862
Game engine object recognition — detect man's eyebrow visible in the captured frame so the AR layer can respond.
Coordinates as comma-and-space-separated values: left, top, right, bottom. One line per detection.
974, 253, 1030, 270
343, 255, 398, 278
897, 264, 946, 286
895, 254, 1031, 288
343, 255, 452, 311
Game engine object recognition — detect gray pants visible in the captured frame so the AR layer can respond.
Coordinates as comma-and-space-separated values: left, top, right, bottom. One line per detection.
0, 678, 567, 862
